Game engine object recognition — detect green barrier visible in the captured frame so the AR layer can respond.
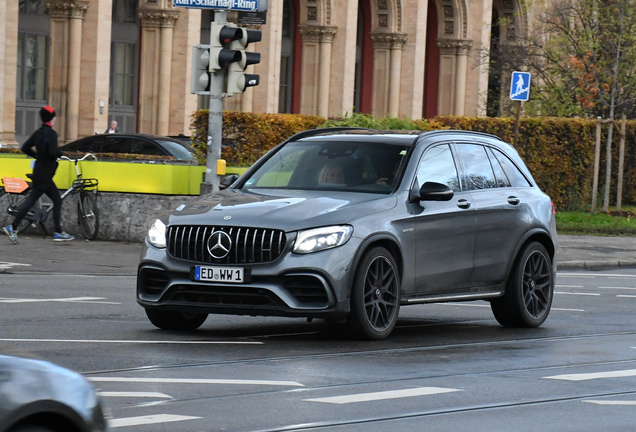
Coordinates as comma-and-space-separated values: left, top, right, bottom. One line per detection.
1, 155, 249, 195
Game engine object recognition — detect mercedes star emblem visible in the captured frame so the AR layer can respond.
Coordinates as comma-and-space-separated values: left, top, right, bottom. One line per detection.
207, 231, 232, 259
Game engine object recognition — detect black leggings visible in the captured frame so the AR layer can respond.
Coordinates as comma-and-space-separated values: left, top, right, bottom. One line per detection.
12, 183, 63, 233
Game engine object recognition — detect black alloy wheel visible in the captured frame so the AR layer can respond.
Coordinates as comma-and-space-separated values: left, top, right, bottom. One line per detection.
491, 241, 554, 327
348, 246, 401, 340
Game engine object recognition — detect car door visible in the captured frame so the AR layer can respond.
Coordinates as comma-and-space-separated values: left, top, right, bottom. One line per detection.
453, 142, 529, 287
412, 143, 477, 294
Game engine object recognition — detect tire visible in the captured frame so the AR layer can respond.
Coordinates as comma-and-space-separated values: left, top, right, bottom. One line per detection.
10, 425, 56, 432
491, 241, 554, 327
145, 309, 208, 331
78, 192, 99, 240
6, 193, 33, 233
347, 246, 401, 340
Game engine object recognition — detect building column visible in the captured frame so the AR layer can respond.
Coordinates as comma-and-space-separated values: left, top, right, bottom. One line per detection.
370, 33, 408, 117
299, 25, 337, 117
0, 0, 19, 147
138, 8, 179, 135
437, 39, 472, 115
47, 1, 88, 142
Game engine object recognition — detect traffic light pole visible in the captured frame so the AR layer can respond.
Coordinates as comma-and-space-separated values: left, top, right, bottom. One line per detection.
201, 11, 227, 195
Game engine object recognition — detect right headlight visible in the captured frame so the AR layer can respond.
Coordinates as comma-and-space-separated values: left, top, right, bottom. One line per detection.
147, 219, 166, 248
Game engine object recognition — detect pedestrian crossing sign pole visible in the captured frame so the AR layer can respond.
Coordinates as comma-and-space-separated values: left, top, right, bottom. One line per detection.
510, 71, 531, 149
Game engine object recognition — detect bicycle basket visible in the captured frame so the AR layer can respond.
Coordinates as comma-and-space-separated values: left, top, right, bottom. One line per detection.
73, 178, 99, 189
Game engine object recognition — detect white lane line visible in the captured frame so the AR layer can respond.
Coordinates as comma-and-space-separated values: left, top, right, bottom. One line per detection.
90, 377, 304, 387
545, 369, 636, 381
305, 387, 462, 404
110, 414, 201, 428
584, 400, 636, 406
599, 286, 636, 291
0, 338, 262, 345
556, 285, 584, 288
0, 296, 120, 305
0, 262, 31, 270
617, 295, 636, 298
99, 391, 172, 399
555, 292, 600, 296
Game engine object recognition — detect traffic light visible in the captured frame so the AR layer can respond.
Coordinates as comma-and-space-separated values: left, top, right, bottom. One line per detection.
209, 23, 242, 71
190, 44, 211, 94
226, 27, 262, 95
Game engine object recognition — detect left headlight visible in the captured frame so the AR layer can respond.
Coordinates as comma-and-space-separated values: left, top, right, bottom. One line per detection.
293, 225, 353, 254
147, 219, 166, 248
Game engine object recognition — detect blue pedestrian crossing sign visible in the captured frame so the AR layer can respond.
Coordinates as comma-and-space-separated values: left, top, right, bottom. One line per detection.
510, 71, 531, 101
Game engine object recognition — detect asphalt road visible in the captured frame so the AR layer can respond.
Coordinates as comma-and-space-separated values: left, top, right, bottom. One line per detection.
1, 263, 635, 431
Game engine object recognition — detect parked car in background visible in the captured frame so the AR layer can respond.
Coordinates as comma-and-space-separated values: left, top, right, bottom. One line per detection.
60, 133, 197, 163
0, 353, 109, 432
137, 128, 558, 340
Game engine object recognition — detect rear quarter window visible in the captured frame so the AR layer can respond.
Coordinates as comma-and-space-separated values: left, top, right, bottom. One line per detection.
491, 148, 532, 187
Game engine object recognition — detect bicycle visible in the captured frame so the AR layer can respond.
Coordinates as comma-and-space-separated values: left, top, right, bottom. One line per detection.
2, 153, 100, 240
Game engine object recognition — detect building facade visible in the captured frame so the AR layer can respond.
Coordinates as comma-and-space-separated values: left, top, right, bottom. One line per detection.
0, 0, 525, 146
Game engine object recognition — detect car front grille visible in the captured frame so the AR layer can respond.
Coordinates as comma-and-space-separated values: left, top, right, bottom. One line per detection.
167, 225, 287, 264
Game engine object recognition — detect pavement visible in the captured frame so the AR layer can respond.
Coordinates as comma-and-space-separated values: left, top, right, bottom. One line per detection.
0, 233, 635, 275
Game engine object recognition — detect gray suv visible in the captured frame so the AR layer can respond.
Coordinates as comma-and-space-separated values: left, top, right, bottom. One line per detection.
137, 129, 558, 340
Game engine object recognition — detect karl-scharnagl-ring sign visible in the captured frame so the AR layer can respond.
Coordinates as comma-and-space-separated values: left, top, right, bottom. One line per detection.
173, 0, 268, 12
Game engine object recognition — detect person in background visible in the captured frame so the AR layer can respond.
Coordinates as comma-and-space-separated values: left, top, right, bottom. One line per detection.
2, 106, 75, 244
105, 120, 119, 134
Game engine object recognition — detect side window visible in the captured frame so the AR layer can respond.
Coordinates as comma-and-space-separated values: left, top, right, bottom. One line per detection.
491, 148, 532, 187
486, 147, 511, 187
129, 139, 165, 156
102, 137, 130, 154
455, 144, 497, 190
416, 144, 461, 192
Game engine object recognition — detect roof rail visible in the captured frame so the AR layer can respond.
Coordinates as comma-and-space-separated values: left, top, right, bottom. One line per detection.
421, 129, 504, 141
283, 127, 372, 143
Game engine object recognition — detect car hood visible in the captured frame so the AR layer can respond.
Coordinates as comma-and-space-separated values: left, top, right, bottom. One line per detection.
168, 189, 397, 231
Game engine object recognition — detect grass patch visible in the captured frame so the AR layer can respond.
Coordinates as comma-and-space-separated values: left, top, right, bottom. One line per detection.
556, 211, 636, 236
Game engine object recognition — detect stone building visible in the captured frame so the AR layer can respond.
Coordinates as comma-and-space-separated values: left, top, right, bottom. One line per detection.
0, 0, 524, 146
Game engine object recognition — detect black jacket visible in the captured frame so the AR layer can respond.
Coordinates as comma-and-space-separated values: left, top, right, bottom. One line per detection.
21, 124, 62, 191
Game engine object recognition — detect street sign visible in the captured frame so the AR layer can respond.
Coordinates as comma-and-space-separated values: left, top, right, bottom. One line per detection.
510, 71, 531, 101
173, 0, 268, 12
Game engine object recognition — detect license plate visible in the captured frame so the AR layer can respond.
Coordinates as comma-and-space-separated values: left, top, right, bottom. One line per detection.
194, 265, 244, 283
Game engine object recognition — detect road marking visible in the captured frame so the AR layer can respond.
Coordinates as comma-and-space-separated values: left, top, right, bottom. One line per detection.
0, 261, 31, 270
584, 400, 636, 406
99, 391, 172, 399
0, 338, 262, 345
555, 292, 600, 296
599, 286, 636, 291
617, 295, 636, 298
110, 414, 201, 428
545, 369, 636, 381
305, 387, 462, 404
90, 377, 304, 387
0, 296, 120, 305
556, 285, 584, 288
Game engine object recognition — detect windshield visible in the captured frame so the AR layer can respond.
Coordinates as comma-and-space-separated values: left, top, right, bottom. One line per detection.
242, 140, 409, 194
156, 140, 195, 160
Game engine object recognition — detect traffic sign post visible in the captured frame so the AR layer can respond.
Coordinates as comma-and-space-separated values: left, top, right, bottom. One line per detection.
510, 71, 531, 149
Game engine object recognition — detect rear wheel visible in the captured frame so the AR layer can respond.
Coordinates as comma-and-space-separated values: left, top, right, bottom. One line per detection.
145, 309, 208, 331
78, 192, 99, 240
6, 193, 33, 233
491, 241, 554, 327
347, 246, 401, 340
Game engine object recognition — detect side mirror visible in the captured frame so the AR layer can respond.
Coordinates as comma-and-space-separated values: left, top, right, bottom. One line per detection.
219, 174, 239, 190
410, 181, 454, 202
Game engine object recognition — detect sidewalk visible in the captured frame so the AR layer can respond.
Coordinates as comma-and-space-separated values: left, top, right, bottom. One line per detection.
0, 233, 635, 275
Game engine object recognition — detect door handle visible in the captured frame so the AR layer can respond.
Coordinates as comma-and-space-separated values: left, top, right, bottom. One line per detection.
457, 199, 471, 209
507, 196, 520, 205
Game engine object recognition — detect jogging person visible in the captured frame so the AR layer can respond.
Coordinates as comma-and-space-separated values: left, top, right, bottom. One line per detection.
3, 106, 74, 244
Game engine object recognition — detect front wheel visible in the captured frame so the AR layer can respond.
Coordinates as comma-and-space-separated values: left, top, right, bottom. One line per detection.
78, 192, 99, 240
347, 246, 401, 340
145, 309, 208, 331
491, 241, 554, 327
6, 193, 32, 233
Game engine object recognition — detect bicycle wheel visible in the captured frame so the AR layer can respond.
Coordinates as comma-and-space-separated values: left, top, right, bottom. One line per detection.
6, 193, 32, 233
78, 192, 99, 240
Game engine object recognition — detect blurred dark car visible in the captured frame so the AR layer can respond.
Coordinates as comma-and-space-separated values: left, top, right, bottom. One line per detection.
60, 133, 197, 163
0, 354, 109, 432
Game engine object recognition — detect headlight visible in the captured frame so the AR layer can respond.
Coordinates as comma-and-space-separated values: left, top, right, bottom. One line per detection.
293, 225, 353, 254
147, 219, 166, 248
